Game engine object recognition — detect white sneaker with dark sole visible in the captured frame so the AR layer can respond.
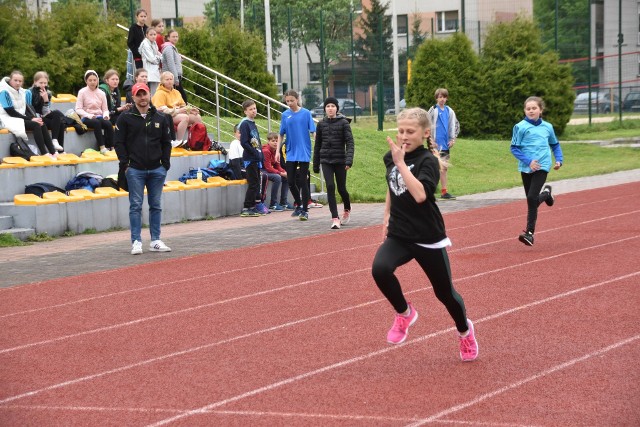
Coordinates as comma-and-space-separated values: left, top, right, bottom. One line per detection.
149, 240, 171, 252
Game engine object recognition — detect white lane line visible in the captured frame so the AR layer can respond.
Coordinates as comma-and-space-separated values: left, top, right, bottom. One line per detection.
1, 269, 633, 416
2, 205, 637, 320
1, 235, 637, 355
404, 335, 640, 427
145, 271, 640, 426
1, 235, 638, 356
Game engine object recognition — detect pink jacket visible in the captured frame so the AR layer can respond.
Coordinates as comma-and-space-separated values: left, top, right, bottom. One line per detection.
75, 86, 109, 119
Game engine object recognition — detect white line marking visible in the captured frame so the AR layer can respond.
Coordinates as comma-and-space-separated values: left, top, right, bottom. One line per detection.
404, 334, 640, 427
1, 269, 635, 418
146, 272, 640, 426
1, 235, 637, 355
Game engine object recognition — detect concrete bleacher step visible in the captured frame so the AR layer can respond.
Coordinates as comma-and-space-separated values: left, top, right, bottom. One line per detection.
0, 215, 35, 241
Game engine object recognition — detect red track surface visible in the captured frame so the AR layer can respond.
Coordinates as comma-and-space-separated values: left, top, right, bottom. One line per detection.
1, 183, 639, 426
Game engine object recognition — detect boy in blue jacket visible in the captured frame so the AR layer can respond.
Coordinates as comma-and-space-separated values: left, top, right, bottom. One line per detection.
239, 99, 264, 217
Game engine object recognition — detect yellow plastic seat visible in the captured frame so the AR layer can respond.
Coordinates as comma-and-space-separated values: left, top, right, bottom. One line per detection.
0, 129, 9, 134
163, 181, 188, 192
185, 179, 206, 188
102, 150, 118, 160
184, 150, 207, 156
56, 153, 97, 164
14, 194, 58, 205
29, 155, 60, 165
42, 191, 84, 202
95, 187, 128, 197
2, 156, 46, 166
171, 148, 187, 157
51, 94, 77, 103
69, 189, 111, 200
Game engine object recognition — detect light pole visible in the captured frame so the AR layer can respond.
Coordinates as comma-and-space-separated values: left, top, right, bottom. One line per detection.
265, 0, 273, 76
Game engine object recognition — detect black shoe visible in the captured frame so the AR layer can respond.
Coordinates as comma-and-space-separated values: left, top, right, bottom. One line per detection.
440, 192, 456, 200
543, 185, 554, 207
518, 231, 534, 246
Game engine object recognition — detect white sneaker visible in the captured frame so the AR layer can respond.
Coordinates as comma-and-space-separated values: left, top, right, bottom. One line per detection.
171, 140, 185, 148
131, 240, 143, 255
331, 218, 341, 229
52, 140, 64, 152
150, 240, 171, 252
100, 147, 109, 155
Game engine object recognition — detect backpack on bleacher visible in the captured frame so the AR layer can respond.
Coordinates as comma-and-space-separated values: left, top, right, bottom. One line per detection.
186, 123, 212, 151
178, 167, 218, 183
208, 159, 236, 179
9, 137, 37, 161
25, 182, 67, 198
65, 171, 104, 191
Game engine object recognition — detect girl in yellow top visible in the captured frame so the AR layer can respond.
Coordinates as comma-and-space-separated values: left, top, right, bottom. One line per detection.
151, 71, 202, 146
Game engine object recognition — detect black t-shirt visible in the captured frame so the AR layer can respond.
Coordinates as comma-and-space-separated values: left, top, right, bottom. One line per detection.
384, 146, 447, 244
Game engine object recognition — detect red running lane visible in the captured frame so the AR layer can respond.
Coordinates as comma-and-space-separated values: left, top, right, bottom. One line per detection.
0, 183, 638, 426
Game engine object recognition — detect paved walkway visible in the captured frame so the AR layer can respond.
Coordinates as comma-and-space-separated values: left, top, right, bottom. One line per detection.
1, 169, 638, 288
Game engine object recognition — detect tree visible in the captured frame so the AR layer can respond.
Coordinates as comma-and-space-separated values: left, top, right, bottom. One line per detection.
405, 32, 481, 136
354, 0, 392, 89
477, 16, 575, 137
534, 0, 590, 85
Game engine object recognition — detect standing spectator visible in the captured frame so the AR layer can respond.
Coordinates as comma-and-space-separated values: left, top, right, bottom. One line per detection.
151, 19, 166, 53
76, 70, 113, 155
0, 70, 57, 157
127, 9, 148, 71
239, 99, 264, 217
313, 96, 354, 229
372, 107, 478, 361
228, 124, 244, 180
114, 82, 172, 255
139, 27, 162, 95
152, 71, 201, 147
428, 88, 458, 200
29, 71, 66, 152
99, 69, 131, 125
275, 89, 316, 221
510, 96, 563, 246
262, 131, 292, 212
161, 29, 187, 103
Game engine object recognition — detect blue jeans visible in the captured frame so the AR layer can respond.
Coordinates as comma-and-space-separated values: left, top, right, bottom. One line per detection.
126, 166, 167, 243
264, 172, 289, 206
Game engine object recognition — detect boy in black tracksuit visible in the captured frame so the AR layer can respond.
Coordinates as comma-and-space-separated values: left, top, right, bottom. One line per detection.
239, 99, 264, 217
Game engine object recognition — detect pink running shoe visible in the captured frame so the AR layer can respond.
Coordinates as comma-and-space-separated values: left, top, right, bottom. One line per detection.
387, 302, 418, 344
340, 209, 351, 225
458, 319, 479, 361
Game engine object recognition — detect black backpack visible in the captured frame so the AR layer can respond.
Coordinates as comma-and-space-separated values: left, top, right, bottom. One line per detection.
24, 182, 67, 198
9, 138, 37, 161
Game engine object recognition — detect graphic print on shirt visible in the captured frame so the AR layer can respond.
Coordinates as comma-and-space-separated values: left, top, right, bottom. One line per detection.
388, 163, 415, 196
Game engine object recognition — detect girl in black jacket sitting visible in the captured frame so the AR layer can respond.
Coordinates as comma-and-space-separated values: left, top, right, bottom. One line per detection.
29, 71, 65, 152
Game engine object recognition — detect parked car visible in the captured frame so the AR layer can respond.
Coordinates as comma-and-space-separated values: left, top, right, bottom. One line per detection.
622, 92, 640, 112
385, 98, 407, 115
311, 98, 363, 117
573, 92, 619, 114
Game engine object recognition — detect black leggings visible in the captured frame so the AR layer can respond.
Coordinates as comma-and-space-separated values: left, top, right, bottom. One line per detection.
82, 117, 114, 149
285, 161, 310, 212
321, 163, 351, 219
244, 162, 260, 209
42, 110, 66, 146
372, 237, 468, 333
521, 170, 551, 233
24, 119, 55, 155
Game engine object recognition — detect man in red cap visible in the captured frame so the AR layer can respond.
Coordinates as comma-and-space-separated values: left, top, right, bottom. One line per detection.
114, 82, 173, 255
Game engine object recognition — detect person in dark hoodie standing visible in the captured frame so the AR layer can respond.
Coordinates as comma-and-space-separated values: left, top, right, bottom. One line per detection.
114, 82, 172, 255
127, 9, 148, 71
313, 96, 354, 230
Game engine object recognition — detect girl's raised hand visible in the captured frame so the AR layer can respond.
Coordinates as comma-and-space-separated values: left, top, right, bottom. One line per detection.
387, 136, 405, 165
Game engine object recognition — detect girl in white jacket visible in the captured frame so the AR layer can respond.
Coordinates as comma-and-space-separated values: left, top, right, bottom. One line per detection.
139, 27, 162, 95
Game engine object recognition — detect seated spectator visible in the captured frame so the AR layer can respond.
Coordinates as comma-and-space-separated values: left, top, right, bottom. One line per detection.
228, 124, 244, 179
29, 71, 66, 153
0, 70, 57, 157
161, 29, 187, 103
123, 68, 148, 105
139, 27, 161, 95
99, 69, 131, 125
262, 131, 292, 211
75, 69, 113, 155
152, 71, 202, 146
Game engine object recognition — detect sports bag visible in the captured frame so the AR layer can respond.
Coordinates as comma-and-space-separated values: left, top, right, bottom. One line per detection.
25, 182, 67, 197
186, 122, 212, 151
10, 137, 37, 161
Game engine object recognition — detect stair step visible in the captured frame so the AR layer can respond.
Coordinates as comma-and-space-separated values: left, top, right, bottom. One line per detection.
0, 227, 35, 241
0, 215, 12, 229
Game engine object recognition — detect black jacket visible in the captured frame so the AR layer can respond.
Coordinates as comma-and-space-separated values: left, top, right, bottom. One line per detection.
29, 86, 54, 116
313, 114, 354, 173
114, 105, 171, 173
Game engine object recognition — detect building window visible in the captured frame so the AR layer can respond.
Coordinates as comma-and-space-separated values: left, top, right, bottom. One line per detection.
436, 10, 458, 33
273, 65, 281, 83
309, 63, 322, 83
397, 14, 408, 35
163, 18, 183, 28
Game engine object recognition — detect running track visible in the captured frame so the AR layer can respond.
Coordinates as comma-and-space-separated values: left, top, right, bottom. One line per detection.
1, 183, 638, 426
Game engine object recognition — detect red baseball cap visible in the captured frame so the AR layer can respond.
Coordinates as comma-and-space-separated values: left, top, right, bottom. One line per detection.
131, 83, 150, 96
